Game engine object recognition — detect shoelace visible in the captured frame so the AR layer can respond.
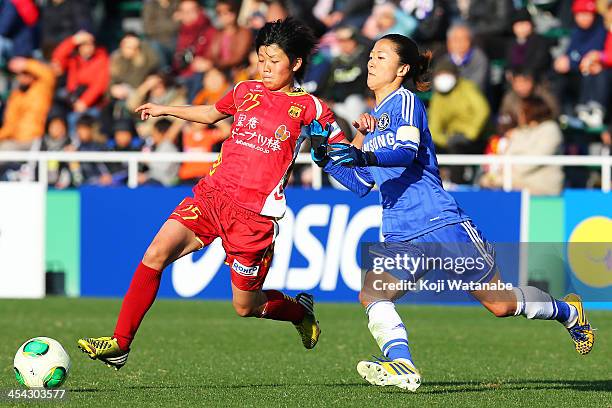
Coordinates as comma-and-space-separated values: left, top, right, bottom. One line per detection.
568, 324, 591, 342
89, 339, 112, 351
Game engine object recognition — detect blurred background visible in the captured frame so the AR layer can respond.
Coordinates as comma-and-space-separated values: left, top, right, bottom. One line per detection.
0, 0, 610, 305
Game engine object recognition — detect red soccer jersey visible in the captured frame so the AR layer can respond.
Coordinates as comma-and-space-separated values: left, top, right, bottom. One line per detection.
202, 80, 345, 217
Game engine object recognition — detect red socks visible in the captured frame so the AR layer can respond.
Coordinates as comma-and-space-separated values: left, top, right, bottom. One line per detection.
261, 290, 306, 323
113, 266, 305, 350
113, 262, 162, 350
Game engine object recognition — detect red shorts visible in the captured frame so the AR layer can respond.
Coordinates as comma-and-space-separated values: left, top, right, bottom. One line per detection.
168, 181, 278, 291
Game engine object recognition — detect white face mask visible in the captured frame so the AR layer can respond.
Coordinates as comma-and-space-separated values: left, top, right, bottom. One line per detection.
434, 73, 457, 93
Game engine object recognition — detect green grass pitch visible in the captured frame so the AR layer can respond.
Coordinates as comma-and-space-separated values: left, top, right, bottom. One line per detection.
1, 298, 610, 407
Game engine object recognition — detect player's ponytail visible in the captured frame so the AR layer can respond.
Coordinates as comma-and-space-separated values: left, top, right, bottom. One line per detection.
380, 34, 432, 92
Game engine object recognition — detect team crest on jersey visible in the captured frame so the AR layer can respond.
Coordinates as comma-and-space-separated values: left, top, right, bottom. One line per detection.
377, 113, 390, 131
288, 105, 303, 119
275, 125, 291, 141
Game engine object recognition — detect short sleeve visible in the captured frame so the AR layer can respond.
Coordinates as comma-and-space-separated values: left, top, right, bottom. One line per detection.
214, 89, 237, 116
307, 95, 346, 143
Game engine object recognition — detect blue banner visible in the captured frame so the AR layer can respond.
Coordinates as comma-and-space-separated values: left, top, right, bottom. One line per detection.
80, 187, 522, 301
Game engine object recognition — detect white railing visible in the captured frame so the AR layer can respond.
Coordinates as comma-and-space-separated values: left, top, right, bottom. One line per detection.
0, 151, 610, 192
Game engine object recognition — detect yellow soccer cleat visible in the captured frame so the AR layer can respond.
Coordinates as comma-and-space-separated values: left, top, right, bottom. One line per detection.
357, 356, 421, 391
77, 336, 130, 370
293, 293, 321, 349
563, 293, 595, 355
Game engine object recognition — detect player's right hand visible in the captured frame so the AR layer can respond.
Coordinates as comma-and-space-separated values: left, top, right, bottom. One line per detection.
308, 119, 332, 167
352, 113, 377, 134
135, 103, 165, 120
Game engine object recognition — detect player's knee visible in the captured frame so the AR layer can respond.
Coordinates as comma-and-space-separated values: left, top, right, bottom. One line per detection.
232, 302, 259, 318
143, 242, 171, 270
484, 301, 515, 318
358, 290, 369, 307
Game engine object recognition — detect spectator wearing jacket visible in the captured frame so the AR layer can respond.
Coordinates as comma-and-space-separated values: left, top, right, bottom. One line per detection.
0, 0, 38, 63
498, 67, 560, 134
438, 23, 489, 91
0, 57, 55, 151
553, 0, 608, 127
40, 0, 93, 59
172, 0, 216, 77
481, 96, 564, 195
428, 60, 490, 183
52, 30, 110, 131
142, 0, 180, 65
319, 25, 370, 129
506, 9, 553, 80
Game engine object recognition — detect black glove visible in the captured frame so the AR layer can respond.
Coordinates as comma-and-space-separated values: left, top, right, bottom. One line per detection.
328, 143, 378, 167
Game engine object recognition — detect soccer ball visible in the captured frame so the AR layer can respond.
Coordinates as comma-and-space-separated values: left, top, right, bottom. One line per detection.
13, 337, 71, 388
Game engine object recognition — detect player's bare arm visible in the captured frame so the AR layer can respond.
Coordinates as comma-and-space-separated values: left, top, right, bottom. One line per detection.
135, 103, 230, 125
351, 113, 377, 148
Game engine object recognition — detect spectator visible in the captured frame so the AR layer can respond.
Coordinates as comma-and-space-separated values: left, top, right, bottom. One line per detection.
428, 60, 490, 183
579, 0, 612, 71
51, 30, 110, 132
193, 67, 231, 106
178, 120, 230, 184
362, 2, 417, 40
208, 0, 253, 73
315, 0, 375, 29
179, 67, 231, 183
439, 23, 489, 91
398, 0, 450, 52
139, 118, 179, 186
107, 32, 160, 127
106, 120, 143, 185
233, 50, 261, 83
37, 115, 72, 188
110, 33, 160, 100
0, 0, 38, 64
0, 57, 55, 151
498, 67, 560, 134
68, 114, 112, 186
126, 72, 187, 140
319, 25, 369, 129
172, 0, 216, 77
40, 0, 93, 59
460, 0, 514, 60
506, 9, 553, 80
481, 96, 564, 195
142, 0, 180, 65
553, 0, 608, 127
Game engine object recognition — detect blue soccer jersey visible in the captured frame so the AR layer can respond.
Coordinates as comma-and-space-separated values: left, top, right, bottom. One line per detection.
360, 86, 469, 241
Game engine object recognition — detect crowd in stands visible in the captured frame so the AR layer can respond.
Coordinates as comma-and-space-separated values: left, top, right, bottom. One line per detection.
0, 0, 611, 195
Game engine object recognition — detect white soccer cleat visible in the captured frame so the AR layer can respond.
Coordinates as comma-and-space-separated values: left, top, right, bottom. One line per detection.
357, 357, 421, 391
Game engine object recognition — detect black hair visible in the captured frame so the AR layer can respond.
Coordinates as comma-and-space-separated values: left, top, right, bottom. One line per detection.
76, 114, 96, 128
255, 18, 318, 81
217, 0, 240, 14
380, 34, 432, 92
511, 66, 537, 80
153, 118, 173, 134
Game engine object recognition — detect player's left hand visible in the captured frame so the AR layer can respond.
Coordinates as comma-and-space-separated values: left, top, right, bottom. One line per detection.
308, 119, 332, 167
352, 113, 377, 134
328, 143, 377, 167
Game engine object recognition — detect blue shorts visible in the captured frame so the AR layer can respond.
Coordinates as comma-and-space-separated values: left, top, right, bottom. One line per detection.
366, 220, 497, 284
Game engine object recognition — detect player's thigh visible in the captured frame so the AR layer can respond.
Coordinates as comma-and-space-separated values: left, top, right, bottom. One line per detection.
143, 219, 203, 270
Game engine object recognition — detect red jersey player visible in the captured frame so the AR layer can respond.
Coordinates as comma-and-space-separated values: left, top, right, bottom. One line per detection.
77, 18, 346, 370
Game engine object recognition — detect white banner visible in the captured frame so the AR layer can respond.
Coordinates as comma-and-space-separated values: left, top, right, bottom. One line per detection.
0, 182, 45, 298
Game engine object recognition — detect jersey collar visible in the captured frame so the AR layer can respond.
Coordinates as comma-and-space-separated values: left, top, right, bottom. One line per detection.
374, 86, 405, 113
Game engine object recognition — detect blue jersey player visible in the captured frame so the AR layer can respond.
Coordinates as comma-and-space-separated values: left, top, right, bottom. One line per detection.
308, 34, 594, 391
